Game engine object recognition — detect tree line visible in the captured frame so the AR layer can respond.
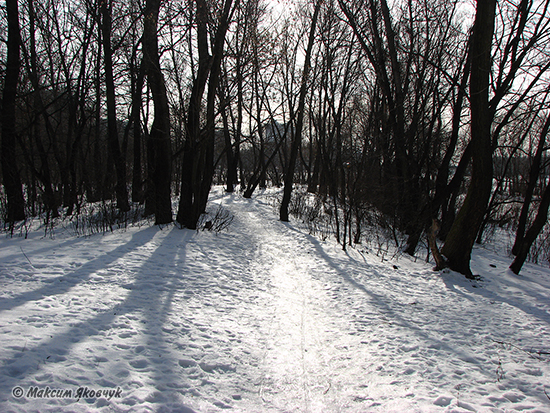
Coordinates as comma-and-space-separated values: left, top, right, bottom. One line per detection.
1, 0, 550, 276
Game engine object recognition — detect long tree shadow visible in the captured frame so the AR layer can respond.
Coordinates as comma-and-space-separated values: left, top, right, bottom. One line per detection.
0, 235, 92, 265
280, 222, 493, 371
440, 269, 550, 328
0, 226, 195, 411
286, 222, 549, 405
0, 228, 158, 314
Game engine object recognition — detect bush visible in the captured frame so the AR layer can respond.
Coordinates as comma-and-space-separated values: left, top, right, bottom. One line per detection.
197, 204, 234, 233
68, 201, 150, 237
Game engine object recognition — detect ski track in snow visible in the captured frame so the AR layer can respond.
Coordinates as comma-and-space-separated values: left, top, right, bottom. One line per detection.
0, 187, 549, 412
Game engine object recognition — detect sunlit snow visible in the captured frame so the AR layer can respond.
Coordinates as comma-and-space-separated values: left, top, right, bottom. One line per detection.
1, 188, 549, 412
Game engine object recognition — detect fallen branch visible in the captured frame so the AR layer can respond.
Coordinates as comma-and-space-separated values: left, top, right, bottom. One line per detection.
428, 219, 447, 271
491, 338, 550, 361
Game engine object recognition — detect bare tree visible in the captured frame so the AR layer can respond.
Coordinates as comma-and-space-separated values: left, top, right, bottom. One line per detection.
100, 0, 130, 212
441, 0, 498, 278
509, 110, 550, 274
143, 0, 173, 224
1, 0, 26, 223
20, 0, 61, 218
280, 0, 321, 222
338, 0, 468, 252
510, 174, 550, 275
176, 0, 236, 229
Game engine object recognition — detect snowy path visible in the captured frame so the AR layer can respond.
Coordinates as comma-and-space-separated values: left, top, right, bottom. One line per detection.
1, 188, 550, 412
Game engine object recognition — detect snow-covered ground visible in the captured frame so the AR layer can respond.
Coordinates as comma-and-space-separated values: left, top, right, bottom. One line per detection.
1, 188, 550, 412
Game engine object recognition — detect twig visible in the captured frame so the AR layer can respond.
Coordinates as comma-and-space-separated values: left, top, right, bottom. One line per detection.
20, 246, 35, 269
491, 338, 550, 361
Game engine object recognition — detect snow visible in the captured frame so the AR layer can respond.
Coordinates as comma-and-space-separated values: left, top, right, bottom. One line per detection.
1, 187, 550, 412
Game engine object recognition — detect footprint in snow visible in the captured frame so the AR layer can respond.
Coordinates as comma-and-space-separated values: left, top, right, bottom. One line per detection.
433, 395, 453, 406
129, 359, 149, 369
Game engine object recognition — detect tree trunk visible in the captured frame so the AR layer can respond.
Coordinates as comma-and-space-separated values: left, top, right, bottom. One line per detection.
280, 0, 321, 222
243, 123, 289, 198
177, 0, 234, 229
196, 0, 234, 216
224, 54, 244, 193
441, 0, 497, 278
24, 0, 59, 218
131, 61, 145, 203
404, 44, 472, 256
510, 177, 550, 275
428, 219, 446, 271
101, 0, 130, 212
221, 93, 236, 193
511, 113, 550, 255
143, 0, 173, 224
1, 0, 26, 223
177, 0, 212, 229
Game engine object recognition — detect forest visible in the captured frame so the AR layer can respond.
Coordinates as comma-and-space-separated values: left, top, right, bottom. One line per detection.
1, 0, 550, 277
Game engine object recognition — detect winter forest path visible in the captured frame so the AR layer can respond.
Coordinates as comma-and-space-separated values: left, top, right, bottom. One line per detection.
207, 190, 550, 412
0, 188, 550, 412
232, 196, 359, 412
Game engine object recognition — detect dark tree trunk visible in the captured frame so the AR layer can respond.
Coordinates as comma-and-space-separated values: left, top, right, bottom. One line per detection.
280, 0, 321, 222
177, 0, 234, 229
131, 61, 146, 203
510, 178, 550, 275
428, 219, 446, 271
1, 0, 26, 223
220, 86, 239, 193
177, 0, 212, 229
196, 0, 234, 216
441, 0, 497, 278
223, 57, 244, 193
243, 123, 289, 199
23, 0, 59, 218
143, 0, 173, 224
307, 141, 321, 193
404, 45, 472, 256
221, 99, 235, 193
92, 37, 104, 203
511, 113, 550, 255
101, 0, 130, 212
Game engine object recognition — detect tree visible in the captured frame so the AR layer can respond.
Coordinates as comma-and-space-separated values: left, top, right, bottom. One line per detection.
20, 0, 61, 218
475, 0, 550, 244
130, 58, 145, 204
512, 115, 549, 256
176, 0, 235, 229
440, 0, 498, 278
509, 110, 550, 274
1, 0, 26, 223
339, 0, 469, 252
510, 174, 550, 275
143, 0, 173, 224
280, 0, 321, 222
219, 0, 263, 193
100, 0, 130, 212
